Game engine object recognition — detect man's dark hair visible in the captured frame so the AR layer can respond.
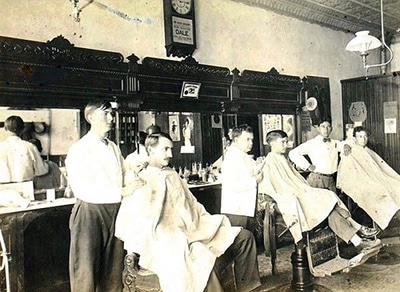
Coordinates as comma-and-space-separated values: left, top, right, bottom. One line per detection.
5, 115, 25, 135
266, 130, 288, 145
231, 124, 253, 139
145, 132, 173, 150
353, 126, 369, 137
84, 99, 112, 123
317, 118, 332, 126
138, 131, 148, 145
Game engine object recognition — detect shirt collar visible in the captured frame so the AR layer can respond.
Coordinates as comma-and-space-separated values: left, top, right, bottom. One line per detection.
85, 131, 110, 145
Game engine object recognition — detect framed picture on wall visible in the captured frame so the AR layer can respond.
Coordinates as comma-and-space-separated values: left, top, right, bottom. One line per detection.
261, 114, 281, 145
180, 82, 201, 99
180, 113, 195, 153
169, 114, 181, 141
261, 114, 295, 148
282, 115, 294, 148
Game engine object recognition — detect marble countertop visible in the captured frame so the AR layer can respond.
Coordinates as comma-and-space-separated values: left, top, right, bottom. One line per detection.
187, 180, 221, 189
0, 181, 222, 215
0, 197, 76, 215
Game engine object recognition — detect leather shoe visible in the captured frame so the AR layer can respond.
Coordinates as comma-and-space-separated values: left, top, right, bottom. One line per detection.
358, 225, 380, 238
357, 238, 382, 251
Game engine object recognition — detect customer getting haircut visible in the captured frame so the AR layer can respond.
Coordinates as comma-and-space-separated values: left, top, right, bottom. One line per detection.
353, 126, 369, 137
5, 115, 25, 136
144, 132, 173, 150
265, 130, 288, 145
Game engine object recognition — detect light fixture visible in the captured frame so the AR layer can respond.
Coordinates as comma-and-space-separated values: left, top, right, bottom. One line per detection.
345, 0, 394, 75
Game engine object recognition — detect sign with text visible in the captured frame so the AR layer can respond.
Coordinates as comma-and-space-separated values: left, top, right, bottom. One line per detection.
172, 16, 194, 44
180, 81, 201, 99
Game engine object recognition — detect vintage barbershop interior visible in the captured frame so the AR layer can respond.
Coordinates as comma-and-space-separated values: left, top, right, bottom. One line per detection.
1, 0, 400, 291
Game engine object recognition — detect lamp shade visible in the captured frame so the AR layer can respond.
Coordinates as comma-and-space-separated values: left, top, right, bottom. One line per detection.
345, 31, 382, 54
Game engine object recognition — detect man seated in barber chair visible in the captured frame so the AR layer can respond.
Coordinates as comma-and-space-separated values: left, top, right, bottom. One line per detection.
337, 126, 400, 233
115, 132, 261, 292
257, 130, 381, 268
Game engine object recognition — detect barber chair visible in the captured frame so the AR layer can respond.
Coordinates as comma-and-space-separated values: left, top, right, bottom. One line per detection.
122, 253, 161, 292
257, 193, 382, 285
256, 193, 293, 275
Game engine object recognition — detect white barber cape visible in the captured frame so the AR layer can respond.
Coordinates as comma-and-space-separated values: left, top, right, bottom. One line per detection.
115, 166, 241, 292
258, 152, 348, 243
337, 145, 400, 229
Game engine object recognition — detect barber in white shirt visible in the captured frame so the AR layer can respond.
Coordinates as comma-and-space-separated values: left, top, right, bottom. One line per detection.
66, 99, 144, 291
289, 119, 342, 192
0, 115, 49, 183
221, 124, 263, 231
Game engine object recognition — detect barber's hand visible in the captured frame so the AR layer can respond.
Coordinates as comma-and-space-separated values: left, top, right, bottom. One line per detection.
122, 177, 146, 197
255, 169, 263, 184
307, 165, 316, 172
343, 144, 352, 156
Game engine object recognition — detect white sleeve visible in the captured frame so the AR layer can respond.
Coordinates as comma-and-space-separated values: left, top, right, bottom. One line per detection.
288, 141, 312, 171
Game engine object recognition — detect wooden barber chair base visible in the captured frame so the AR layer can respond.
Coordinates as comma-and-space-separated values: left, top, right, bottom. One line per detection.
123, 253, 161, 292
257, 193, 293, 275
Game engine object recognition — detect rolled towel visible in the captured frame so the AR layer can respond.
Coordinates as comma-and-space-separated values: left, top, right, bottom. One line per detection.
0, 189, 30, 208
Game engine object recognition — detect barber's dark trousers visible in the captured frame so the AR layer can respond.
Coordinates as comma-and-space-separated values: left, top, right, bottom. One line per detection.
211, 229, 261, 292
224, 213, 256, 233
69, 200, 125, 292
307, 172, 336, 193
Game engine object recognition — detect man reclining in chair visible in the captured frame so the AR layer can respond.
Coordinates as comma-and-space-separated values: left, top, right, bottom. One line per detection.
337, 126, 400, 231
115, 132, 261, 292
258, 130, 381, 251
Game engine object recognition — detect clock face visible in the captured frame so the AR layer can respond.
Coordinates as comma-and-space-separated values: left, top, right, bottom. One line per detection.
171, 0, 191, 15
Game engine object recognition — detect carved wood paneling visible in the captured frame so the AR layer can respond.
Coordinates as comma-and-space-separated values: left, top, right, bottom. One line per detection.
230, 67, 303, 113
0, 35, 124, 71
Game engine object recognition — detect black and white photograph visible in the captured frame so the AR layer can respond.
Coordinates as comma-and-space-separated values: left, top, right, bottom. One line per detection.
1, 1, 400, 291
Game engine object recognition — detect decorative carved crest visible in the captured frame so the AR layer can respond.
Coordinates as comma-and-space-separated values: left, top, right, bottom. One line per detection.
241, 68, 302, 85
141, 57, 231, 78
0, 35, 124, 70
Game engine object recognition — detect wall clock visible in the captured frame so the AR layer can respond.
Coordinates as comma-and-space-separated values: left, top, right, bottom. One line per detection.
163, 0, 196, 58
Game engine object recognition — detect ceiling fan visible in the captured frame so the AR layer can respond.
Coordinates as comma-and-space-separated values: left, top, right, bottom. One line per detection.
70, 0, 141, 23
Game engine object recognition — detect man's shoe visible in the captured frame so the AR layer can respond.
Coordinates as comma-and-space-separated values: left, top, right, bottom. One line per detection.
357, 238, 382, 251
358, 225, 380, 238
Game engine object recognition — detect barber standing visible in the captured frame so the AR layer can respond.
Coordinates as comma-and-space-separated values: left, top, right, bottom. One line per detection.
220, 124, 263, 232
289, 119, 340, 192
66, 99, 141, 291
0, 115, 48, 183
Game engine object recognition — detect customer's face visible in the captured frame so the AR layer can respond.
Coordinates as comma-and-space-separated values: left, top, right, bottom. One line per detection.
318, 122, 332, 138
148, 136, 173, 168
235, 131, 254, 153
355, 131, 368, 147
270, 137, 288, 154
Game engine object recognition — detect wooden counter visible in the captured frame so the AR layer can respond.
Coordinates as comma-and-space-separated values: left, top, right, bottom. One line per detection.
188, 181, 221, 214
0, 198, 74, 291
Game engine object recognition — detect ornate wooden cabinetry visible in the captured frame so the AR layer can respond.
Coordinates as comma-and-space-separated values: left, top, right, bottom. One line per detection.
0, 35, 130, 109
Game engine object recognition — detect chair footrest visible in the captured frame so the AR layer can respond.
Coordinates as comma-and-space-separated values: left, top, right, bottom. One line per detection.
311, 256, 349, 277
310, 244, 382, 277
